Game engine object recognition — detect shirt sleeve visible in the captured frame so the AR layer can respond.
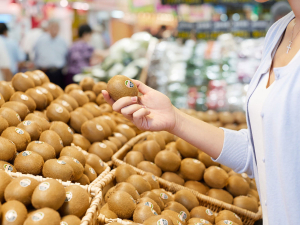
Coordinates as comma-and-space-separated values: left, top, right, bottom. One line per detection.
212, 128, 255, 178
0, 40, 11, 68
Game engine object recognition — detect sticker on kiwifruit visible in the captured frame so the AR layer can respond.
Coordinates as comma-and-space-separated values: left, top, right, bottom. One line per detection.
39, 182, 50, 191
99, 143, 106, 148
99, 159, 104, 167
36, 89, 43, 95
194, 223, 203, 225
179, 211, 187, 220
65, 191, 73, 202
21, 94, 28, 101
151, 208, 158, 215
144, 202, 154, 208
206, 209, 213, 216
32, 212, 44, 221
68, 127, 73, 134
16, 114, 21, 121
61, 222, 68, 225
35, 141, 44, 144
15, 128, 24, 135
57, 160, 66, 165
73, 158, 80, 164
115, 133, 122, 137
157, 218, 168, 225
62, 100, 69, 107
223, 221, 233, 225
122, 124, 130, 129
23, 120, 32, 126
20, 179, 31, 187
5, 210, 17, 222
49, 83, 56, 90
96, 124, 103, 131
22, 151, 32, 156
125, 80, 134, 88
55, 106, 63, 114
160, 193, 168, 199
152, 175, 157, 181
177, 221, 182, 225
89, 168, 96, 174
199, 219, 209, 224
193, 159, 201, 164
3, 164, 13, 172
59, 139, 63, 146
40, 87, 48, 94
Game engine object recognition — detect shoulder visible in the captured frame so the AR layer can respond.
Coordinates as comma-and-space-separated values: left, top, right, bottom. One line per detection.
36, 33, 50, 44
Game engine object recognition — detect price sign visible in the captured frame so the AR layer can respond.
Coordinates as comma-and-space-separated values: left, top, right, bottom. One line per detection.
177, 22, 195, 39
251, 20, 269, 38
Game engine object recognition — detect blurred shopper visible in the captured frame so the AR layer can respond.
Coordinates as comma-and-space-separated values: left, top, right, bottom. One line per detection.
90, 25, 105, 50
0, 38, 12, 81
34, 20, 68, 88
270, 1, 291, 24
0, 23, 25, 75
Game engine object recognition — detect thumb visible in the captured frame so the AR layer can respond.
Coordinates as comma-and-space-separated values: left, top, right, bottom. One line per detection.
132, 80, 153, 95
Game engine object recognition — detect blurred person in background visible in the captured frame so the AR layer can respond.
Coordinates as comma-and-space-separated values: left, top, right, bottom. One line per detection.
33, 19, 68, 88
0, 38, 12, 81
270, 1, 291, 24
90, 24, 105, 50
0, 23, 25, 75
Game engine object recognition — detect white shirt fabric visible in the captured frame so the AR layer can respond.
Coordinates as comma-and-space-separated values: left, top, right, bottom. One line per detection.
21, 28, 44, 61
0, 38, 11, 81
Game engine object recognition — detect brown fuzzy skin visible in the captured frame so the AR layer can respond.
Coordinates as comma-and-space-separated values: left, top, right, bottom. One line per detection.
12, 72, 35, 92
174, 189, 199, 212
69, 90, 89, 107
18, 120, 42, 141
233, 196, 258, 213
50, 122, 73, 146
175, 138, 198, 158
143, 215, 174, 225
184, 181, 209, 195
42, 159, 74, 182
115, 164, 137, 183
33, 70, 50, 83
83, 103, 102, 117
126, 175, 152, 195
25, 88, 48, 110
204, 166, 229, 189
58, 94, 79, 110
0, 116, 8, 135
0, 171, 13, 202
25, 114, 50, 131
0, 81, 15, 101
115, 182, 140, 200
84, 91, 96, 102
125, 151, 144, 167
180, 158, 206, 181
0, 161, 17, 172
208, 189, 233, 204
2, 127, 31, 152
0, 136, 16, 161
24, 207, 61, 225
83, 164, 97, 182
1, 101, 29, 120
215, 210, 243, 225
133, 204, 158, 223
10, 92, 36, 112
0, 107, 22, 126
69, 111, 88, 133
164, 201, 190, 221
152, 189, 174, 205
40, 130, 64, 156
96, 93, 106, 105
88, 142, 113, 162
65, 83, 82, 94
74, 174, 90, 185
81, 120, 105, 143
59, 156, 84, 181
46, 103, 70, 123
93, 82, 107, 96
80, 77, 95, 91
137, 161, 162, 177
198, 152, 220, 167
24, 71, 42, 86
2, 200, 28, 225
0, 93, 4, 106
42, 83, 64, 99
26, 141, 56, 162
85, 153, 105, 175
107, 75, 138, 101
155, 150, 181, 172
161, 172, 185, 186
107, 191, 136, 219
72, 134, 91, 151
60, 146, 86, 166
226, 175, 250, 197
36, 86, 53, 106
114, 124, 136, 140
74, 107, 93, 120
61, 215, 81, 225
14, 151, 44, 175
140, 140, 160, 163
141, 191, 165, 211
52, 98, 73, 112
190, 206, 215, 224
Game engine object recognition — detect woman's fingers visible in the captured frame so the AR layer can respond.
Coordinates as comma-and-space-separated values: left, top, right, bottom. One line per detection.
102, 90, 115, 106
121, 104, 144, 115
132, 80, 153, 95
112, 96, 138, 112
133, 108, 150, 120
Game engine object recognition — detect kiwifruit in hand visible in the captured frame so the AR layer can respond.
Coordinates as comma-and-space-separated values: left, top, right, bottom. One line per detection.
184, 181, 209, 195
85, 153, 105, 175
33, 70, 50, 83
141, 191, 165, 211
0, 137, 16, 161
0, 108, 21, 126
46, 103, 70, 123
204, 166, 228, 189
155, 150, 181, 172
83, 164, 97, 182
88, 142, 113, 162
59, 185, 89, 218
50, 122, 73, 146
58, 94, 78, 110
0, 161, 17, 172
2, 200, 27, 225
74, 174, 90, 185
190, 206, 215, 223
125, 151, 144, 167
143, 215, 174, 225
93, 82, 107, 95
59, 156, 84, 181
10, 92, 36, 112
14, 151, 44, 175
226, 175, 250, 197
12, 72, 35, 92
17, 120, 42, 141
164, 201, 190, 221
0, 81, 15, 101
2, 101, 29, 120
180, 158, 205, 181
115, 164, 137, 183
72, 134, 91, 150
198, 152, 220, 167
25, 113, 50, 131
233, 196, 258, 212
161, 172, 185, 186
143, 173, 160, 190
152, 189, 174, 205
140, 140, 160, 162
61, 215, 81, 225
4, 177, 39, 206
42, 83, 63, 99
52, 98, 73, 112
107, 75, 138, 101
40, 130, 63, 156
24, 207, 61, 225
137, 161, 162, 177
147, 133, 165, 150
114, 124, 136, 140
208, 189, 233, 204
2, 127, 31, 152
0, 115, 8, 134
0, 171, 13, 202
215, 210, 243, 225
69, 90, 89, 107
26, 141, 55, 161
176, 139, 198, 158
107, 190, 136, 219
80, 77, 95, 91
115, 182, 140, 200
65, 83, 82, 93
96, 93, 106, 105
43, 159, 74, 181
60, 146, 86, 166
25, 88, 47, 110
126, 175, 151, 194
133, 204, 158, 223
174, 189, 199, 211
81, 120, 105, 142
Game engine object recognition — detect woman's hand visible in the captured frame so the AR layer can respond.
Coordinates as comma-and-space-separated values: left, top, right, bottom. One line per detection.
102, 80, 178, 132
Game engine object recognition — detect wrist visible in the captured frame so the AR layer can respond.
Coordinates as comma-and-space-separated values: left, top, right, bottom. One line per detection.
168, 107, 184, 135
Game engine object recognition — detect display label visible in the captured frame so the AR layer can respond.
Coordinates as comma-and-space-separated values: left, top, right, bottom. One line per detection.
22, 151, 32, 156
21, 94, 28, 101
57, 160, 66, 165
32, 212, 44, 221
3, 164, 13, 172
15, 128, 24, 135
20, 179, 31, 187
157, 218, 168, 225
55, 106, 63, 113
89, 168, 96, 174
125, 80, 134, 88
96, 124, 103, 131
5, 210, 17, 222
160, 193, 168, 199
23, 120, 31, 126
65, 192, 73, 202
39, 182, 50, 191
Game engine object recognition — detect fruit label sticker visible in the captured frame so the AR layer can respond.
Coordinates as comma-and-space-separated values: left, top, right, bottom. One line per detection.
21, 94, 28, 101
223, 220, 233, 225
36, 89, 43, 95
99, 159, 104, 167
59, 139, 64, 146
234, 213, 241, 220
32, 212, 44, 221
22, 73, 28, 78
22, 151, 32, 156
125, 80, 134, 88
61, 222, 68, 225
62, 100, 69, 107
151, 208, 158, 215
199, 219, 209, 224
122, 124, 129, 129
55, 106, 63, 114
35, 141, 44, 144
16, 114, 21, 121
40, 88, 48, 94
65, 192, 73, 202
179, 211, 187, 221
20, 179, 31, 187
194, 223, 203, 225
193, 159, 201, 164
104, 116, 111, 120
144, 202, 154, 208
152, 175, 157, 181
68, 127, 73, 134
160, 193, 168, 199
115, 133, 122, 137
15, 128, 24, 135
157, 218, 168, 225
23, 120, 32, 126
99, 143, 106, 148
39, 182, 50, 191
57, 160, 66, 165
177, 222, 182, 225
89, 167, 96, 174
96, 124, 103, 131
3, 164, 13, 172
49, 83, 56, 89
5, 210, 17, 222
73, 158, 80, 164
206, 209, 213, 216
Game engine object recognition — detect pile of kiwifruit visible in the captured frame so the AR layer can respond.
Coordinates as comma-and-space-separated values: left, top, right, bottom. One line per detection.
180, 109, 247, 131
0, 170, 90, 225
0, 71, 138, 185
122, 131, 259, 213
102, 165, 246, 225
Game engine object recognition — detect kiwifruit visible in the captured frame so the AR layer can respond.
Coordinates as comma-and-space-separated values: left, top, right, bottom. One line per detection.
180, 158, 205, 181
104, 186, 116, 202
69, 111, 88, 133
25, 114, 50, 131
2, 127, 31, 152
79, 77, 95, 91
126, 175, 151, 194
147, 133, 165, 150
4, 177, 39, 206
215, 210, 243, 225
42, 83, 63, 99
2, 200, 27, 225
0, 161, 17, 172
12, 72, 35, 92
0, 136, 16, 161
160, 131, 174, 144
26, 141, 55, 161
81, 120, 105, 142
74, 174, 90, 185
52, 98, 73, 112
90, 118, 112, 138
0, 81, 15, 101
141, 191, 165, 211
33, 70, 50, 83
10, 92, 36, 112
203, 166, 228, 189
152, 189, 174, 205
176, 139, 198, 158
155, 150, 181, 172
143, 215, 174, 225
84, 90, 96, 102
207, 189, 233, 204
233, 196, 258, 212
59, 185, 89, 218
133, 204, 158, 223
88, 142, 113, 162
83, 102, 102, 117
2, 101, 29, 120
40, 130, 63, 156
72, 134, 91, 150
218, 112, 234, 124
60, 146, 86, 166
99, 115, 117, 131
107, 75, 138, 101
100, 204, 118, 219
247, 189, 259, 202
137, 161, 162, 177
114, 124, 136, 140
65, 83, 82, 93
93, 82, 107, 95
107, 190, 136, 219
0, 171, 13, 202
161, 210, 185, 225
35, 86, 53, 105
58, 94, 79, 110
184, 181, 209, 195
14, 151, 44, 175
69, 90, 89, 107
103, 140, 118, 153
50, 122, 73, 146
174, 189, 199, 211
125, 151, 144, 167
233, 111, 246, 124
161, 172, 185, 186
17, 120, 42, 141
215, 220, 240, 225
85, 153, 105, 175
198, 152, 220, 167
114, 132, 128, 145
61, 215, 81, 225
164, 201, 190, 221
139, 140, 160, 162
250, 179, 257, 190
59, 156, 84, 181
74, 107, 93, 120
0, 108, 21, 126
115, 182, 140, 200
220, 164, 232, 173
224, 124, 238, 130
115, 164, 137, 183
42, 159, 74, 181
25, 88, 47, 110
24, 207, 61, 225
237, 123, 247, 130
143, 173, 160, 190
190, 206, 215, 223
226, 175, 250, 197
203, 110, 218, 122
96, 93, 106, 105
0, 116, 8, 135
84, 164, 97, 182
46, 103, 70, 123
